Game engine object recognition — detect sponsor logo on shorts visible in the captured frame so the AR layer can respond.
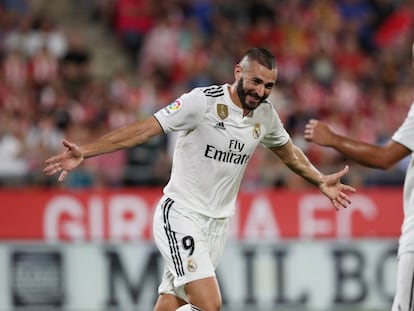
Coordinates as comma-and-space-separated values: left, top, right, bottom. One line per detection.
164, 100, 182, 115
187, 258, 197, 272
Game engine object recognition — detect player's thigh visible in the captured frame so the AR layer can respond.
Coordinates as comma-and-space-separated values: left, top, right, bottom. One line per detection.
153, 293, 187, 311
185, 276, 222, 311
392, 252, 414, 311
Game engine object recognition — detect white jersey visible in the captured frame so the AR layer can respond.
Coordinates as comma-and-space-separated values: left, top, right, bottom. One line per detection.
154, 84, 290, 218
392, 103, 414, 255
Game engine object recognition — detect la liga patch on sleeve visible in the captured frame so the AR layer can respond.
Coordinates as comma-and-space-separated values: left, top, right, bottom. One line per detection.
163, 100, 182, 115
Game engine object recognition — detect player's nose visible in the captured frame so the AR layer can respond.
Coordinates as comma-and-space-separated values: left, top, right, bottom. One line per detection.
255, 84, 265, 97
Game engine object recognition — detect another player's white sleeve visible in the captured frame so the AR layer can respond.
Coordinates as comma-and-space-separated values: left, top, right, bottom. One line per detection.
154, 89, 207, 133
261, 106, 290, 148
392, 103, 414, 152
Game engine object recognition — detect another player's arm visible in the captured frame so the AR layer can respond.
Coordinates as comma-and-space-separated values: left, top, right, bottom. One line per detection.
304, 120, 410, 169
322, 136, 409, 169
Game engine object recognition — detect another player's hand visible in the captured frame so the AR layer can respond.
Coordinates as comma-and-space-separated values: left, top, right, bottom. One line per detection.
44, 139, 84, 182
304, 119, 336, 146
319, 165, 356, 211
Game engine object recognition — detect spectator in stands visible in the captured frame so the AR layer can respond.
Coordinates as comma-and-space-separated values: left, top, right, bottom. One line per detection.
0, 0, 413, 188
113, 0, 155, 66
0, 112, 29, 185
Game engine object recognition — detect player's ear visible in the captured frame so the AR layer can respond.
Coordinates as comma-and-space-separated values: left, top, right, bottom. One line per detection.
234, 64, 242, 80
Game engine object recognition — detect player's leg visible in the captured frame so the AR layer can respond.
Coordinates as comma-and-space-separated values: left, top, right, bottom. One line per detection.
153, 280, 220, 311
175, 304, 204, 311
154, 276, 221, 311
152, 268, 221, 310
184, 276, 221, 311
391, 252, 414, 311
152, 196, 226, 311
153, 293, 187, 311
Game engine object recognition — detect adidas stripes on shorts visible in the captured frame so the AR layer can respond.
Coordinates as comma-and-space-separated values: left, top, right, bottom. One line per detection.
153, 196, 229, 301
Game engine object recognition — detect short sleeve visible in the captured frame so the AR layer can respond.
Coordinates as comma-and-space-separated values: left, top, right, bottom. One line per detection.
261, 106, 290, 148
392, 103, 414, 152
154, 88, 207, 133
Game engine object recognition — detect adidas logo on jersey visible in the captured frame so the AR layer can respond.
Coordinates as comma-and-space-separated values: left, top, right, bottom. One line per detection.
214, 122, 226, 130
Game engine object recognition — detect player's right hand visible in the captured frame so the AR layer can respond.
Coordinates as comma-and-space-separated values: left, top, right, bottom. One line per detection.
44, 139, 84, 182
304, 119, 336, 147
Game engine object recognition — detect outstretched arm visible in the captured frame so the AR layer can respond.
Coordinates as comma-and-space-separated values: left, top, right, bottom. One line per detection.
303, 42, 413, 168
304, 119, 410, 169
270, 139, 356, 210
44, 116, 163, 181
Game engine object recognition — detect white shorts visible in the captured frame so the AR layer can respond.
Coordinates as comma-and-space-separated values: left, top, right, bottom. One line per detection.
392, 252, 414, 311
153, 196, 229, 301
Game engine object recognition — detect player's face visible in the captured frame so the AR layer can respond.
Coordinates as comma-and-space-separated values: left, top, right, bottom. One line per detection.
236, 61, 277, 111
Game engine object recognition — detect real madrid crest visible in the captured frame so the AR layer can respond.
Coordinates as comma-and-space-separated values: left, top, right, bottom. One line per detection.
253, 123, 261, 139
217, 104, 228, 120
187, 258, 197, 272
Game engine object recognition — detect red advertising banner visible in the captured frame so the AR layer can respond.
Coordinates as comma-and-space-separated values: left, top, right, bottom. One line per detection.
0, 187, 403, 241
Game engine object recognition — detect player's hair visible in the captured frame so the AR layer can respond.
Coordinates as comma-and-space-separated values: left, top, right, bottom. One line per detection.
242, 47, 277, 70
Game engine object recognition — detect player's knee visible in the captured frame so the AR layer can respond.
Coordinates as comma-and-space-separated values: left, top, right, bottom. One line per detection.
193, 298, 221, 311
176, 303, 221, 311
185, 277, 222, 311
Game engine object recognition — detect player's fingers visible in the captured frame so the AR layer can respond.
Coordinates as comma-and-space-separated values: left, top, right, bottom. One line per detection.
331, 199, 340, 211
335, 165, 349, 178
58, 170, 68, 182
304, 127, 313, 140
306, 119, 316, 126
43, 165, 56, 175
45, 155, 59, 165
62, 139, 73, 149
304, 123, 314, 131
339, 192, 352, 204
43, 162, 59, 174
342, 165, 349, 173
335, 196, 349, 209
342, 184, 356, 193
43, 165, 51, 174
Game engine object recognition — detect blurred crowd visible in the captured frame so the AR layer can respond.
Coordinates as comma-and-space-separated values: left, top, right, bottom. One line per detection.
0, 0, 413, 189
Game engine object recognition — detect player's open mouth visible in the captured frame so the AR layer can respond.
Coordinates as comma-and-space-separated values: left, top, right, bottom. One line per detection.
247, 95, 261, 105
246, 91, 259, 99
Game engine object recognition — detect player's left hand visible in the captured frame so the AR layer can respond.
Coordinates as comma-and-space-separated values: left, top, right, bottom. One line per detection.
319, 165, 356, 210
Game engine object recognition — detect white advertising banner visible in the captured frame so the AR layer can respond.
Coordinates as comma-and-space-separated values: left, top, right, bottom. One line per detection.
0, 240, 397, 311
0, 188, 402, 310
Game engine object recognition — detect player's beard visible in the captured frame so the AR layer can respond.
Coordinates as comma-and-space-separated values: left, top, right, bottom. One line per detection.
236, 77, 266, 112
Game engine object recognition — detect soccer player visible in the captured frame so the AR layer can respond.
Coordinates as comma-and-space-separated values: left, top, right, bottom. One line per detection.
44, 48, 356, 311
304, 42, 414, 311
